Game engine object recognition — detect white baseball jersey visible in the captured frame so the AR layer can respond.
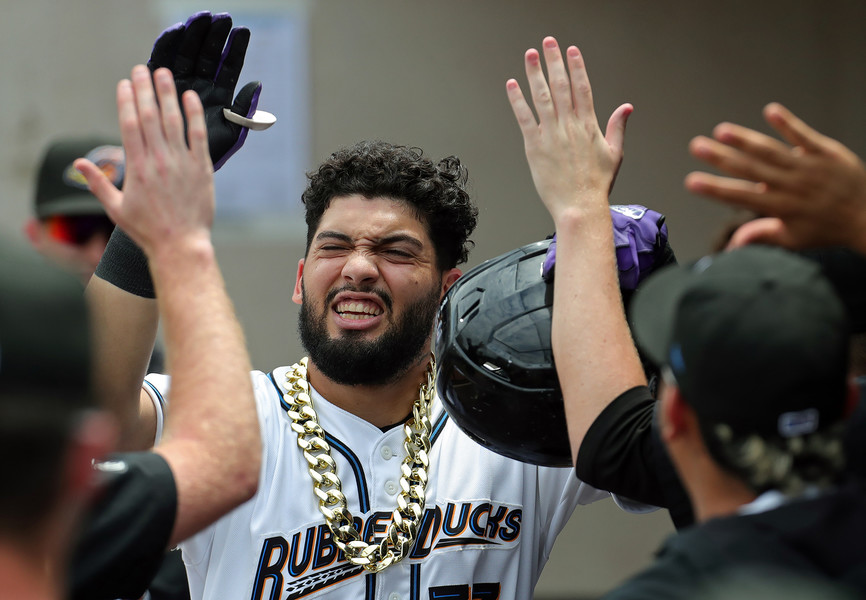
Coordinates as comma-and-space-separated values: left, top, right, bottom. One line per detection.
144, 366, 646, 600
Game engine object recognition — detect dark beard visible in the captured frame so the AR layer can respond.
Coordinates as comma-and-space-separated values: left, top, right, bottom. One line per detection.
298, 283, 441, 386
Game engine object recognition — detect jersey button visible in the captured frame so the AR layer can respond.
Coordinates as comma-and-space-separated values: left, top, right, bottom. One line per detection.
385, 480, 399, 495
380, 446, 394, 460
388, 593, 401, 600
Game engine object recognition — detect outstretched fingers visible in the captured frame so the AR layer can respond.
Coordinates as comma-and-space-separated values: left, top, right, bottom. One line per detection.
763, 102, 827, 155
684, 170, 779, 213
712, 122, 796, 170
506, 78, 539, 143
214, 27, 250, 91
75, 158, 123, 219
182, 90, 212, 168
565, 45, 595, 121
130, 65, 168, 158
153, 68, 186, 149
196, 12, 232, 82
524, 47, 556, 126
541, 37, 573, 120
117, 78, 144, 164
173, 11, 212, 76
689, 134, 790, 189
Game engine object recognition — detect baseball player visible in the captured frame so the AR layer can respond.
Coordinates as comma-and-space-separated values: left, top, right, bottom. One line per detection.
505, 35, 657, 496
88, 18, 654, 600
0, 236, 114, 600
684, 103, 866, 482
507, 35, 866, 598
74, 63, 260, 600
24, 136, 121, 284
103, 142, 648, 600
0, 46, 259, 600
25, 137, 169, 385
508, 41, 866, 534
68, 15, 266, 600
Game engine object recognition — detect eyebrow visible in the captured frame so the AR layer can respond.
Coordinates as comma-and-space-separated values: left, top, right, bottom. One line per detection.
315, 231, 425, 251
315, 231, 353, 244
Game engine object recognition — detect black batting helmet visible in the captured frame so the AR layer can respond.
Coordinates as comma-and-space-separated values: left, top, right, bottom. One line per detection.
435, 237, 673, 467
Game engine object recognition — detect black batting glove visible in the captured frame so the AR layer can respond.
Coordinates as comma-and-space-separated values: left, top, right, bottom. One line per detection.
147, 11, 262, 170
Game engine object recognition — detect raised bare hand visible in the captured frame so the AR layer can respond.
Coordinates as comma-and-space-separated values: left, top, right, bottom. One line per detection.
506, 36, 632, 224
75, 65, 214, 260
686, 103, 866, 254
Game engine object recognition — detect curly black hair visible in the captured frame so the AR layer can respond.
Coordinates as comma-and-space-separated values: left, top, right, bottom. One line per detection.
302, 141, 478, 270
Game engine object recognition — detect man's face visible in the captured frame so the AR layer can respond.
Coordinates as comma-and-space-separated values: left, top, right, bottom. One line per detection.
24, 214, 114, 285
294, 194, 460, 386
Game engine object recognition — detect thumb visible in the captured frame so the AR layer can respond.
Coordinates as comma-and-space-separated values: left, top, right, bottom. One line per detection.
74, 158, 123, 220
726, 218, 792, 250
605, 103, 634, 156
232, 81, 261, 119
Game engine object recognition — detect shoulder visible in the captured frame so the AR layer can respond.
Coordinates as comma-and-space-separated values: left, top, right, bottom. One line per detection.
70, 452, 177, 600
602, 534, 695, 600
90, 452, 178, 520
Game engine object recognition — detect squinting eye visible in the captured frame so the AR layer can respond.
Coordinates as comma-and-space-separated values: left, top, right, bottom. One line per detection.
384, 249, 413, 258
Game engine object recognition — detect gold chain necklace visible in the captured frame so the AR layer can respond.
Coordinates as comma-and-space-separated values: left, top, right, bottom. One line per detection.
281, 356, 434, 573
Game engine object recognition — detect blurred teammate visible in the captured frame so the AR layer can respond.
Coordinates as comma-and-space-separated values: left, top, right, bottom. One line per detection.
25, 137, 120, 284
506, 36, 865, 598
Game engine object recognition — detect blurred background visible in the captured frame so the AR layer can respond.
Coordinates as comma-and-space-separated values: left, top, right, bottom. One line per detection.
2, 1, 864, 597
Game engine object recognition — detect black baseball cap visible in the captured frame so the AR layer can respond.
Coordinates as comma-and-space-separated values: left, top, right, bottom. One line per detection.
630, 245, 850, 440
0, 237, 92, 406
34, 137, 124, 219
799, 247, 866, 333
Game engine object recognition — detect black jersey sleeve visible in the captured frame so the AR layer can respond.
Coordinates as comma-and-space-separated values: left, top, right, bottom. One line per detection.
69, 451, 178, 600
575, 386, 695, 528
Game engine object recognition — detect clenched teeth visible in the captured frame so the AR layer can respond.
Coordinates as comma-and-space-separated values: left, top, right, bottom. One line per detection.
335, 301, 383, 319
341, 313, 374, 320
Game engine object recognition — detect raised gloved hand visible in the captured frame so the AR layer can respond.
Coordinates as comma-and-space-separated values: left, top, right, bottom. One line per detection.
542, 205, 673, 290
147, 11, 262, 170
94, 12, 264, 297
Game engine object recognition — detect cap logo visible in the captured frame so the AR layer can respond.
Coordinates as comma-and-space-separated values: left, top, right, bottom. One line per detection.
62, 145, 125, 191
610, 205, 646, 220
778, 408, 820, 438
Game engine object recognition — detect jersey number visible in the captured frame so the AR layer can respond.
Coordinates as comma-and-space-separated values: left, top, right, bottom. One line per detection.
429, 583, 500, 599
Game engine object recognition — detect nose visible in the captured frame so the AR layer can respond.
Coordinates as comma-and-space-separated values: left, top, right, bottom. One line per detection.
341, 250, 380, 286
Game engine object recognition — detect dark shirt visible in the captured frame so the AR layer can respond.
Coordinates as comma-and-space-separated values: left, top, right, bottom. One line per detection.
578, 377, 866, 530
575, 385, 694, 528
843, 375, 866, 479
69, 451, 178, 600
602, 482, 866, 599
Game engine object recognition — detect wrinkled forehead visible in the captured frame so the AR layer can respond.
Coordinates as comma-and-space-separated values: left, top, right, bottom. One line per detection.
314, 195, 432, 246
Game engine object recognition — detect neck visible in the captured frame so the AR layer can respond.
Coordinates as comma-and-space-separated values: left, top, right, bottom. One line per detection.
674, 447, 757, 523
306, 354, 431, 428
0, 540, 61, 600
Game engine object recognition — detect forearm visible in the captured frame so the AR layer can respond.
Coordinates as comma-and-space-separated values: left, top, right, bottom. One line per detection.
148, 239, 259, 544
78, 57, 261, 548
552, 205, 646, 463
85, 275, 159, 450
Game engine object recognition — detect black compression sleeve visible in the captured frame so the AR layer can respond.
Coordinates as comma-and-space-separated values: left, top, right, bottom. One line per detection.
94, 227, 155, 298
